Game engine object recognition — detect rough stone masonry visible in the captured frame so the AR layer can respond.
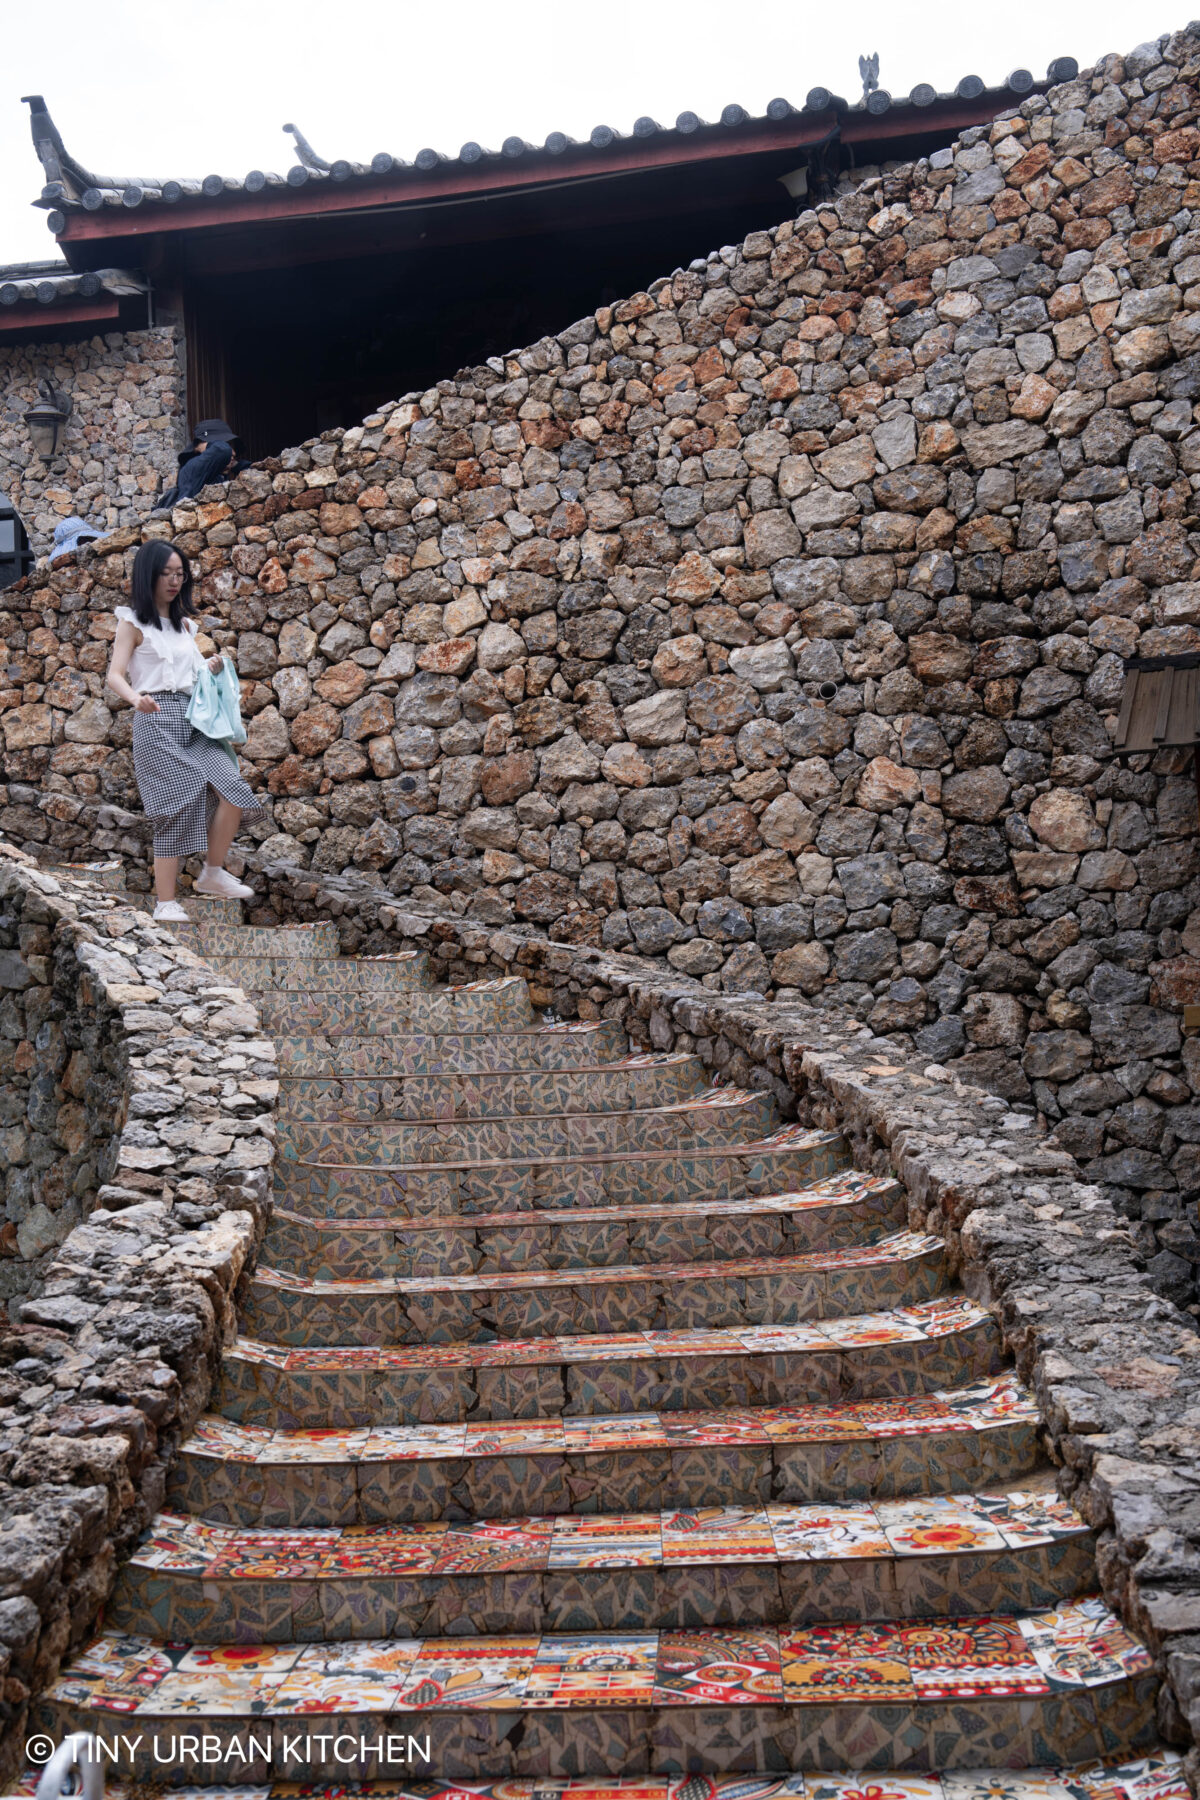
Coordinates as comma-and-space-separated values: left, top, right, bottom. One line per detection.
0, 846, 275, 1779
6, 28, 1200, 1297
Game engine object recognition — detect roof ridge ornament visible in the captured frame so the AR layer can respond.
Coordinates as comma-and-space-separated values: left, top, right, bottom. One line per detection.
283, 123, 331, 173
858, 53, 880, 98
22, 95, 98, 199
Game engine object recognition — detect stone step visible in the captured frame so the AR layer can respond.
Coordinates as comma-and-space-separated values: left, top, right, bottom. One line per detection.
278, 1052, 709, 1121
205, 952, 434, 993
279, 1124, 850, 1217
257, 976, 535, 1037
260, 1172, 905, 1281
109, 1478, 1095, 1642
277, 1089, 780, 1171
46, 866, 244, 921
170, 1376, 1036, 1527
242, 1228, 944, 1347
45, 858, 125, 890
12, 1754, 1188, 1800
38, 1599, 1155, 1782
171, 921, 341, 957
133, 892, 246, 923
277, 1018, 629, 1075
220, 1296, 1002, 1427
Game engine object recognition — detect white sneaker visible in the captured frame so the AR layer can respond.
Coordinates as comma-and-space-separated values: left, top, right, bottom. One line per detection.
194, 865, 254, 900
153, 901, 190, 922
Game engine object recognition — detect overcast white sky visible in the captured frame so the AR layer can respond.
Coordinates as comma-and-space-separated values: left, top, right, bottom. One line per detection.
0, 0, 1187, 268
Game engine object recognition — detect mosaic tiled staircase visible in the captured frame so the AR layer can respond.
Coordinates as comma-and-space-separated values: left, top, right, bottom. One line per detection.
34, 881, 1176, 1799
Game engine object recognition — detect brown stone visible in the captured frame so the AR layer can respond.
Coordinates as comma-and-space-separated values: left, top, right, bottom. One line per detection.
290, 703, 343, 757
729, 849, 800, 904
908, 634, 973, 683
963, 990, 1027, 1046
513, 697, 572, 745
686, 675, 759, 734
2, 704, 52, 750
652, 636, 709, 687
291, 546, 338, 584
941, 766, 1011, 823
954, 874, 1021, 915
856, 757, 921, 811
257, 558, 288, 594
771, 940, 830, 993
480, 751, 537, 805
418, 639, 477, 674
313, 661, 369, 705
602, 743, 653, 788
1078, 168, 1135, 217
666, 551, 722, 602
1029, 789, 1104, 853
514, 870, 576, 922
266, 754, 319, 795
759, 793, 818, 851
694, 803, 761, 857
342, 693, 395, 742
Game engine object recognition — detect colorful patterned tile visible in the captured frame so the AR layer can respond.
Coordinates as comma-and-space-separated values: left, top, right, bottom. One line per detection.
548, 1514, 662, 1569
265, 1671, 408, 1714
359, 1426, 467, 1461
291, 1641, 423, 1673
432, 1517, 555, 1574
767, 1504, 889, 1561
396, 1636, 540, 1708
523, 1632, 659, 1706
1020, 1599, 1154, 1689
310, 1524, 447, 1577
875, 1498, 1009, 1557
255, 1429, 369, 1464
900, 1617, 1047, 1698
653, 1628, 783, 1705
978, 1485, 1091, 1549
660, 1507, 776, 1564
780, 1621, 916, 1703
462, 1419, 567, 1456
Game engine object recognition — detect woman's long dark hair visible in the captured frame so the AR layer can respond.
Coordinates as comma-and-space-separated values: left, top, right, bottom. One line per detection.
129, 540, 195, 632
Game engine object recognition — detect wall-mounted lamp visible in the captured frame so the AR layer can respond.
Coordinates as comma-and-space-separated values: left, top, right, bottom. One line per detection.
23, 378, 72, 460
777, 166, 809, 200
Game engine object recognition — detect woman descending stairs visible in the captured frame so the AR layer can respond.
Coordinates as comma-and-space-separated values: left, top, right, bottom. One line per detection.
33, 900, 1181, 1795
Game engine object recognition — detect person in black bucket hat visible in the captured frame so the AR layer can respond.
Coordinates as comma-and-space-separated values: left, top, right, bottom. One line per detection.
155, 419, 248, 512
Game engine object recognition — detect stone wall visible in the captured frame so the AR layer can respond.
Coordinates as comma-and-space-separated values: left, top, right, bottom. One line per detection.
0, 326, 183, 556
242, 855, 1200, 1786
0, 846, 276, 1784
5, 28, 1200, 1290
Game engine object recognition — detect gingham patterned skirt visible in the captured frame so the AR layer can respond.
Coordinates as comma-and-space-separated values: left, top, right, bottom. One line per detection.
131, 691, 261, 858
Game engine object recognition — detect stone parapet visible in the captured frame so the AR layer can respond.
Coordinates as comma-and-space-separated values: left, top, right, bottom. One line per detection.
0, 847, 276, 1783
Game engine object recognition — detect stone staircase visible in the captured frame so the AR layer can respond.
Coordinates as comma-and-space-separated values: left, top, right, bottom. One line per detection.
31, 885, 1182, 1797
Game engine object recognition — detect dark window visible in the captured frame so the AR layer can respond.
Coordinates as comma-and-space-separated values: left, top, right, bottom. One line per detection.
0, 498, 32, 591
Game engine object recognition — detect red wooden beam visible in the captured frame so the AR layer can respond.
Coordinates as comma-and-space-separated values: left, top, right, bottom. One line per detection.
0, 295, 120, 333
51, 94, 1023, 250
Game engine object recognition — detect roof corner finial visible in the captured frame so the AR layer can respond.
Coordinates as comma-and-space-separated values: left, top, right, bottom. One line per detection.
22, 95, 65, 185
283, 122, 331, 173
858, 52, 880, 98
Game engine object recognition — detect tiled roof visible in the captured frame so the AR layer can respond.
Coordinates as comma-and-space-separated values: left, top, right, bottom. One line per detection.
0, 258, 146, 308
24, 60, 1079, 232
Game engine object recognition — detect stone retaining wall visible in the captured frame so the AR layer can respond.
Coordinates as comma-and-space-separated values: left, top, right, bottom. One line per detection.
0, 327, 183, 555
247, 853, 1200, 1785
0, 846, 276, 1784
3, 29, 1200, 1290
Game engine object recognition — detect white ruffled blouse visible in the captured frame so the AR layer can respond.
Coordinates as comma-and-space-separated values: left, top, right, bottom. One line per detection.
114, 606, 206, 694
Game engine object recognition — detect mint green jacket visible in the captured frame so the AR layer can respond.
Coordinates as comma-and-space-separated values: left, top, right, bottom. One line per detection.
186, 655, 246, 763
